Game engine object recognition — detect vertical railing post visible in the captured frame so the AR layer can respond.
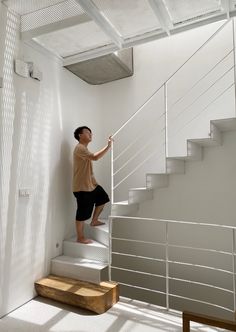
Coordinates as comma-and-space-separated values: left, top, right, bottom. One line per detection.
108, 216, 112, 281
111, 139, 114, 204
165, 221, 169, 310
232, 228, 236, 316
232, 18, 236, 117
164, 83, 168, 172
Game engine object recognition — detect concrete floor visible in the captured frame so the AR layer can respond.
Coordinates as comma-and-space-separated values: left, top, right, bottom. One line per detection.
0, 297, 227, 332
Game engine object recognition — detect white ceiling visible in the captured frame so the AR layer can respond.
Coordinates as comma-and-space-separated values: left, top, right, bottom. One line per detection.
2, 0, 236, 65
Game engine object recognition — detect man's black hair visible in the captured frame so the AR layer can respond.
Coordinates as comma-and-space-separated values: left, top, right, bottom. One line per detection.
74, 126, 91, 142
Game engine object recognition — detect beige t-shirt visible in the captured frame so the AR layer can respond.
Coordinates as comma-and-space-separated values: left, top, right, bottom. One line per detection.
73, 143, 97, 192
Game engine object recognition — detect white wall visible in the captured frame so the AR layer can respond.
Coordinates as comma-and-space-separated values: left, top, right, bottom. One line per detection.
95, 19, 232, 202
0, 1, 235, 318
0, 3, 106, 317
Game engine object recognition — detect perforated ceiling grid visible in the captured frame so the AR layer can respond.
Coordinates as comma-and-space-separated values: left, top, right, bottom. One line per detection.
34, 21, 112, 57
165, 0, 222, 25
20, 0, 85, 32
92, 0, 161, 39
1, 0, 233, 60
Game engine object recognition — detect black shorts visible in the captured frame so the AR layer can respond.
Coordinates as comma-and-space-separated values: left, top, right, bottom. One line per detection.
73, 185, 110, 221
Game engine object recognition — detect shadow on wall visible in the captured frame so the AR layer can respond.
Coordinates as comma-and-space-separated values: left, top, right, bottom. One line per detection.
46, 139, 75, 262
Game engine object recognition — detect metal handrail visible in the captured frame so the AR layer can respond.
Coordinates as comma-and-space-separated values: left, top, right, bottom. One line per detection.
111, 19, 234, 205
112, 19, 230, 139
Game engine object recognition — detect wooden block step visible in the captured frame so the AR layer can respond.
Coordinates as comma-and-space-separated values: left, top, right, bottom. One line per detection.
35, 275, 119, 314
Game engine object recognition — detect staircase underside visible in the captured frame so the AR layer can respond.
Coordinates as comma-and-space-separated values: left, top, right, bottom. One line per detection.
35, 275, 119, 314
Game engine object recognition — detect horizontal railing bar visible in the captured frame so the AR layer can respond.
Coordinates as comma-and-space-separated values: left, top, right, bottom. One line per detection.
111, 265, 165, 279
112, 281, 234, 313
111, 215, 236, 230
113, 112, 165, 162
168, 276, 234, 294
112, 236, 165, 246
111, 250, 233, 275
113, 136, 164, 176
112, 251, 165, 263
168, 49, 233, 111
113, 146, 165, 190
115, 281, 167, 296
168, 260, 232, 275
170, 81, 234, 139
112, 237, 232, 255
169, 244, 231, 255
170, 65, 234, 123
113, 265, 234, 294
169, 294, 234, 313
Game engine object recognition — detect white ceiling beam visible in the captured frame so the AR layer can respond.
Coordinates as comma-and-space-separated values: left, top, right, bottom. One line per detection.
21, 13, 91, 41
63, 44, 119, 65
24, 39, 63, 64
74, 0, 123, 48
148, 0, 173, 36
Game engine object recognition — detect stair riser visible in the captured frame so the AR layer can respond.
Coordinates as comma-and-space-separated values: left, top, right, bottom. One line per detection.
128, 190, 153, 204
84, 225, 109, 246
111, 204, 138, 216
166, 159, 185, 173
146, 174, 169, 189
63, 242, 108, 263
210, 122, 222, 144
51, 261, 108, 284
186, 141, 202, 160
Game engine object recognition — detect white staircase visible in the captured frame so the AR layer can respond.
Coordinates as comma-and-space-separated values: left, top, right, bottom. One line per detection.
50, 220, 109, 284
111, 117, 236, 217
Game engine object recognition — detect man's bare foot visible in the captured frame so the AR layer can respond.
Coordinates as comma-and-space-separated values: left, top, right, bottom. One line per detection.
77, 238, 93, 244
90, 220, 105, 227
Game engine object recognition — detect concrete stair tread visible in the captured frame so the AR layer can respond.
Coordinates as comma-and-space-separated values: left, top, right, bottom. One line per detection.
129, 187, 152, 191
113, 200, 139, 207
84, 219, 109, 233
188, 137, 220, 146
64, 237, 106, 248
211, 117, 236, 131
113, 200, 130, 205
52, 255, 108, 270
113, 200, 138, 206
35, 275, 119, 314
168, 155, 191, 160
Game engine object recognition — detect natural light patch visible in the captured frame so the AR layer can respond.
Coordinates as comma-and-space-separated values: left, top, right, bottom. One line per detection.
49, 311, 117, 332
8, 300, 63, 325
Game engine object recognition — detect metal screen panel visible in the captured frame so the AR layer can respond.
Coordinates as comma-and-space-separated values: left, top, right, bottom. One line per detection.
20, 0, 85, 32
2, 0, 68, 15
34, 21, 113, 57
92, 0, 162, 38
165, 0, 222, 25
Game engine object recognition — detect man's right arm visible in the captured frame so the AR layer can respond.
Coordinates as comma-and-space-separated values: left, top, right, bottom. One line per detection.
90, 136, 113, 161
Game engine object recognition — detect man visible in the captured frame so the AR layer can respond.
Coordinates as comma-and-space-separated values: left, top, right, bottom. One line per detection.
73, 126, 112, 244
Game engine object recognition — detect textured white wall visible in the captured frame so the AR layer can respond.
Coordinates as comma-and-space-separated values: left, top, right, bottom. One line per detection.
0, 4, 104, 317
